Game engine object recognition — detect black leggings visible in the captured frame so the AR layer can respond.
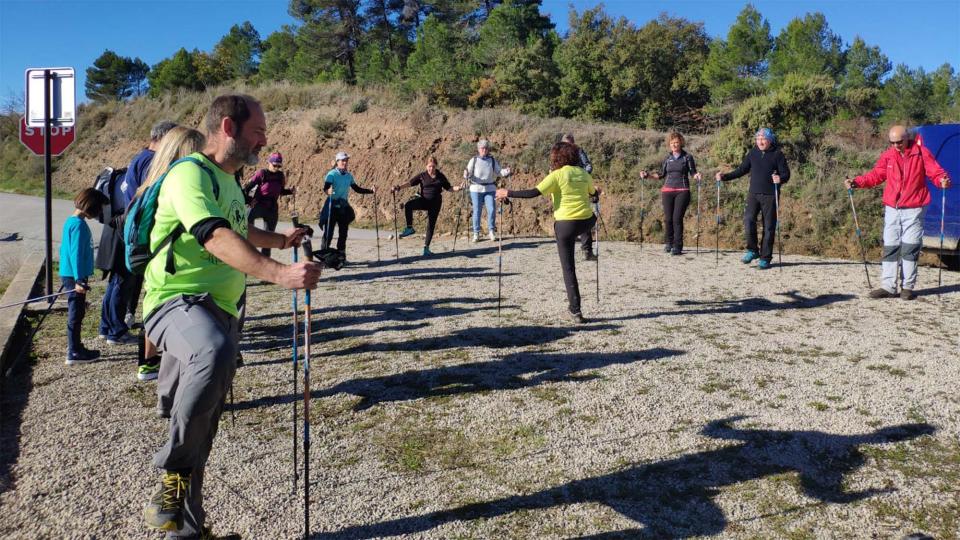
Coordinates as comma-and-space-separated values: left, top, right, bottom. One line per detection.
555, 216, 597, 315
404, 197, 442, 247
662, 190, 690, 251
744, 192, 777, 261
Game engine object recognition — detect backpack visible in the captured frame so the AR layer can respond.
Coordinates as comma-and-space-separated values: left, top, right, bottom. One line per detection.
93, 166, 128, 224
123, 156, 219, 275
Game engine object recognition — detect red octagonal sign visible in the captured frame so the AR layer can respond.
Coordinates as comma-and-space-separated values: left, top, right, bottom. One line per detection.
19, 116, 76, 156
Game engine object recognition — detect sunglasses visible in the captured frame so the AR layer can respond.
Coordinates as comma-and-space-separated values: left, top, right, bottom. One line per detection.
889, 140, 905, 145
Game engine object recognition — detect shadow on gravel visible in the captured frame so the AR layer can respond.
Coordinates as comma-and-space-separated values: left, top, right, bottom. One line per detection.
318, 323, 618, 357
914, 283, 960, 297
241, 296, 497, 325
326, 266, 517, 283
233, 347, 677, 413
242, 323, 432, 364
600, 290, 856, 321
310, 417, 935, 539
0, 349, 35, 496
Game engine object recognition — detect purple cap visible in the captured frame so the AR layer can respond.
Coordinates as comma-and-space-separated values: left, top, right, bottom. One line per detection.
268, 152, 283, 164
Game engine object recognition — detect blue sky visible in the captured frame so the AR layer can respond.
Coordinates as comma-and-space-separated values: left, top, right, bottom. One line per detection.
1, 0, 957, 105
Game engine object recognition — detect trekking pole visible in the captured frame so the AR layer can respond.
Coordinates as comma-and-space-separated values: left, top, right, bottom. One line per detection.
774, 182, 783, 271
391, 190, 400, 262
938, 185, 946, 288
695, 177, 702, 255
290, 217, 302, 493
228, 385, 236, 427
595, 198, 601, 303
847, 188, 873, 289
497, 201, 504, 321
638, 175, 645, 250
715, 179, 721, 265
373, 192, 381, 263
301, 234, 316, 540
452, 187, 466, 252
0, 289, 72, 310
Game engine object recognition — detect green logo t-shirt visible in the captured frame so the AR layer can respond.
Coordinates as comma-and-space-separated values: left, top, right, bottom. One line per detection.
143, 153, 248, 318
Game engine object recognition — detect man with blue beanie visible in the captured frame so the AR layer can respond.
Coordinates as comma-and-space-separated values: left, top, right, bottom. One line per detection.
716, 127, 791, 269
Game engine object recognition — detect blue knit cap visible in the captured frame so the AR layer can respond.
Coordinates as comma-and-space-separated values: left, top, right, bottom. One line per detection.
755, 127, 776, 143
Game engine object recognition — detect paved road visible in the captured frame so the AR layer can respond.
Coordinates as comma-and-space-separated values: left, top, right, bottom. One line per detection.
0, 192, 382, 269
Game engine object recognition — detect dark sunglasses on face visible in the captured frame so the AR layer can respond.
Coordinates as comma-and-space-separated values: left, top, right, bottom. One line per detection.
889, 140, 905, 145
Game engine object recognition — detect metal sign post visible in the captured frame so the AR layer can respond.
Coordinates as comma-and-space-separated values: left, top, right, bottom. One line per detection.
24, 67, 76, 295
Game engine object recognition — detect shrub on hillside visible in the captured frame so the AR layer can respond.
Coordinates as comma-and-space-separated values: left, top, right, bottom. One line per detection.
351, 98, 368, 114
312, 115, 345, 138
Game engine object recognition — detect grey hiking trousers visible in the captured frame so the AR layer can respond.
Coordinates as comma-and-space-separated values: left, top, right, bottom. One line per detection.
881, 206, 925, 293
145, 293, 238, 539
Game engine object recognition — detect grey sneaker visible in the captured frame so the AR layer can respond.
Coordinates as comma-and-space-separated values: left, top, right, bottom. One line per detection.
900, 288, 916, 300
471, 232, 480, 243
569, 311, 587, 324
106, 332, 138, 345
143, 472, 189, 532
488, 230, 497, 241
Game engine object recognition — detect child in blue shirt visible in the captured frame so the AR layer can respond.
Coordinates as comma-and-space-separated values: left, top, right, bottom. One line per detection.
60, 188, 108, 364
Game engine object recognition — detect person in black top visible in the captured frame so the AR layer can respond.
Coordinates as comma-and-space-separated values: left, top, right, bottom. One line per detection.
640, 131, 702, 255
715, 127, 790, 269
392, 156, 464, 256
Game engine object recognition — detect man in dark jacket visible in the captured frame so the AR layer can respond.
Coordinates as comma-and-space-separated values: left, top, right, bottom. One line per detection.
716, 127, 790, 270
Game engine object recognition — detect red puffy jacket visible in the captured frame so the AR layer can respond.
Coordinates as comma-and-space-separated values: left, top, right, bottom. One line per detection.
853, 138, 948, 208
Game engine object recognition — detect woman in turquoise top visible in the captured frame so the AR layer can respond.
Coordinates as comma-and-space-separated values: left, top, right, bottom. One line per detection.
320, 151, 376, 258
60, 188, 109, 363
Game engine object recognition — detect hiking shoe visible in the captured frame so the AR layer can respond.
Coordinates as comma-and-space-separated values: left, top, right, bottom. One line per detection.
422, 247, 434, 256
741, 250, 759, 264
65, 349, 100, 365
143, 471, 190, 532
137, 358, 160, 381
106, 333, 138, 345
199, 526, 242, 540
867, 288, 897, 299
584, 251, 598, 262
489, 230, 497, 242
671, 248, 682, 256
568, 311, 587, 324
399, 226, 415, 238
471, 232, 480, 243
900, 288, 916, 301
757, 259, 771, 270
664, 244, 672, 253
124, 312, 136, 328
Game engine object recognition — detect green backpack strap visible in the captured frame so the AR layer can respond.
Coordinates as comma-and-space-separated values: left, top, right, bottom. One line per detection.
160, 156, 220, 275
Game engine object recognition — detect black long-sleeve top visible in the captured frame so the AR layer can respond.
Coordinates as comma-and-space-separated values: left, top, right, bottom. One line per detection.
720, 144, 790, 195
407, 171, 452, 201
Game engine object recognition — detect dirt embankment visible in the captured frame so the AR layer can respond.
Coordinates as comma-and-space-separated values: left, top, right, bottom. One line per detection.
54, 83, 890, 260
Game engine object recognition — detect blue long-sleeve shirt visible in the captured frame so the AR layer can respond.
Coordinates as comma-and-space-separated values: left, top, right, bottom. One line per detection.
59, 215, 94, 280
119, 148, 155, 207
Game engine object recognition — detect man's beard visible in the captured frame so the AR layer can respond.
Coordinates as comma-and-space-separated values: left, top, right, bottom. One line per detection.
226, 138, 260, 167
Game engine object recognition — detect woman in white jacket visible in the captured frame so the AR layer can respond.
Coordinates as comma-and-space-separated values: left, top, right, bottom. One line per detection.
463, 139, 511, 242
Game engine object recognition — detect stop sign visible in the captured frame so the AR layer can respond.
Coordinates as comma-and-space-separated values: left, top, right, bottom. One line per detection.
19, 116, 76, 156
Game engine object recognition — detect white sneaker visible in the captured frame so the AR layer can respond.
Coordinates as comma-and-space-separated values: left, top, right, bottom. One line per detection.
106, 333, 138, 345
489, 230, 497, 242
471, 232, 480, 243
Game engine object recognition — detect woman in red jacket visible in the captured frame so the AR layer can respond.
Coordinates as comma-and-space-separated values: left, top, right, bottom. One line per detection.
845, 125, 950, 300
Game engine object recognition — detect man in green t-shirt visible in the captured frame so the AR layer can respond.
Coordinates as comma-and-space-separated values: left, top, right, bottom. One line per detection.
142, 94, 321, 539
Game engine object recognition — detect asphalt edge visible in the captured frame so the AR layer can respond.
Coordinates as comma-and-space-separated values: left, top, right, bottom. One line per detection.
0, 253, 45, 377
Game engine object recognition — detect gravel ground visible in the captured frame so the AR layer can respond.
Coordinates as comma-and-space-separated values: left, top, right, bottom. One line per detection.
2, 233, 959, 539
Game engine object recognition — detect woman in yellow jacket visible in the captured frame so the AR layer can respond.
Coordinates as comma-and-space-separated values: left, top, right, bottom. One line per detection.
497, 141, 600, 323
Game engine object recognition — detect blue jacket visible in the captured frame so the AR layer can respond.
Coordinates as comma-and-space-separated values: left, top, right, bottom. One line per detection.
120, 148, 155, 207
59, 215, 94, 280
